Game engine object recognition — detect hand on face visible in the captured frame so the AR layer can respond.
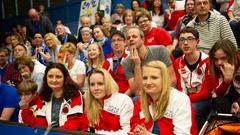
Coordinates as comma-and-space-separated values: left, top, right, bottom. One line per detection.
230, 102, 240, 114
21, 72, 31, 80
130, 47, 141, 66
219, 62, 235, 83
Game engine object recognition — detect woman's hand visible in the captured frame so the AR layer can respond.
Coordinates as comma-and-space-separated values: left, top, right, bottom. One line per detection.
231, 102, 240, 114
129, 124, 154, 135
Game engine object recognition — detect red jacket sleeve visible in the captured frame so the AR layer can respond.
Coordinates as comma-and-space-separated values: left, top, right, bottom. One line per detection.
130, 100, 142, 132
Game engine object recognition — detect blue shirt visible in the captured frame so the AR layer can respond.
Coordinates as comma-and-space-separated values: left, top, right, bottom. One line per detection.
0, 83, 20, 122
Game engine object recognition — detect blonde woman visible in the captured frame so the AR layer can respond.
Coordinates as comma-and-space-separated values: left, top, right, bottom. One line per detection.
44, 33, 61, 63
85, 68, 133, 134
130, 61, 197, 135
60, 42, 86, 88
87, 42, 105, 73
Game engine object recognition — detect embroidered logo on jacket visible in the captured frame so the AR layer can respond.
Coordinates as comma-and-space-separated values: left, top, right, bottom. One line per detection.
106, 105, 120, 114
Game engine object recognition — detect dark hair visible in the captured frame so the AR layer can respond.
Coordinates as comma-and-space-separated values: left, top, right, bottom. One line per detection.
178, 27, 199, 40
152, 0, 164, 16
0, 46, 9, 56
95, 10, 105, 25
14, 56, 34, 71
131, 0, 141, 10
209, 39, 239, 75
40, 63, 79, 102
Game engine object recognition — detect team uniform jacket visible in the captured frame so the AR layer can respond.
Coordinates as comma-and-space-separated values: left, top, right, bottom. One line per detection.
102, 50, 130, 93
130, 89, 197, 135
92, 92, 134, 135
21, 92, 89, 131
174, 52, 209, 94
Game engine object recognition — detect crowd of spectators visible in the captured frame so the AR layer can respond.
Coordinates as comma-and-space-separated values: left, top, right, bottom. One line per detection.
0, 0, 240, 134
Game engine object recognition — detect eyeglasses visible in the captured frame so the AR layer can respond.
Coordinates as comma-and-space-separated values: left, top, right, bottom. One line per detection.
179, 36, 196, 43
111, 38, 124, 43
138, 19, 149, 25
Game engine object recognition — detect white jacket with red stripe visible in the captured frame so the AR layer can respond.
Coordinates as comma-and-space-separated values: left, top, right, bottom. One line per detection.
174, 52, 209, 94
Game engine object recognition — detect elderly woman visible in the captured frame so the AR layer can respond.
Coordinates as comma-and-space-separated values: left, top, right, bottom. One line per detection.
130, 61, 197, 135
85, 68, 133, 134
20, 63, 89, 131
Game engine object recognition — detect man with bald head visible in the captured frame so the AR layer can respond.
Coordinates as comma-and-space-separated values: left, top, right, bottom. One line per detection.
25, 8, 54, 41
77, 15, 94, 42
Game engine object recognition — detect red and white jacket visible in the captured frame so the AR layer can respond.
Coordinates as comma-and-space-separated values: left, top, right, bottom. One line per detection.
174, 52, 209, 94
91, 92, 134, 135
21, 92, 89, 131
102, 50, 130, 93
130, 89, 197, 135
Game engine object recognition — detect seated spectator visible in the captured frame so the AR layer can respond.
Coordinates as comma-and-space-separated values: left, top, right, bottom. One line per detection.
2, 44, 28, 86
0, 83, 20, 122
44, 33, 62, 63
102, 30, 130, 95
0, 47, 10, 81
189, 39, 240, 130
152, 0, 166, 28
95, 10, 104, 26
77, 15, 94, 43
32, 33, 50, 65
120, 9, 136, 34
130, 61, 197, 135
111, 3, 125, 24
187, 0, 237, 54
227, 0, 240, 47
131, 0, 142, 11
92, 25, 113, 58
60, 42, 86, 89
56, 24, 77, 45
165, 0, 185, 31
136, 10, 172, 47
102, 17, 116, 34
17, 79, 40, 123
56, 19, 71, 34
87, 42, 105, 73
21, 63, 89, 131
76, 27, 94, 65
14, 56, 46, 93
174, 27, 209, 132
172, 0, 196, 59
85, 68, 133, 134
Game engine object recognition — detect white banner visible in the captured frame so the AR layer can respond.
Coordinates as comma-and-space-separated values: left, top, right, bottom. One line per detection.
78, 0, 99, 28
99, 0, 111, 17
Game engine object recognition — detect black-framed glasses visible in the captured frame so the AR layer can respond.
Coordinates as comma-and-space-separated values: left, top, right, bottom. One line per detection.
179, 36, 196, 43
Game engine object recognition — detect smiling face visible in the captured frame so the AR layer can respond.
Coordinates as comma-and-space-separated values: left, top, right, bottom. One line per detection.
93, 27, 104, 41
142, 66, 162, 98
185, 0, 195, 13
137, 16, 151, 34
179, 32, 198, 55
47, 68, 64, 92
88, 44, 100, 60
81, 31, 92, 43
89, 73, 106, 99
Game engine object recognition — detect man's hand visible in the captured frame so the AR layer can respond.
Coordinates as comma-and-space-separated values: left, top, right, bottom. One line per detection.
130, 47, 141, 66
231, 102, 240, 114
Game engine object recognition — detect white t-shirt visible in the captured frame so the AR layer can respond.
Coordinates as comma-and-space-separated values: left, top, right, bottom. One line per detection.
66, 59, 86, 81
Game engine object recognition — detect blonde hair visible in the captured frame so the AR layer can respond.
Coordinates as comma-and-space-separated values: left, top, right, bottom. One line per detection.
87, 42, 105, 69
85, 68, 118, 125
60, 42, 77, 55
141, 61, 171, 122
44, 33, 61, 47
